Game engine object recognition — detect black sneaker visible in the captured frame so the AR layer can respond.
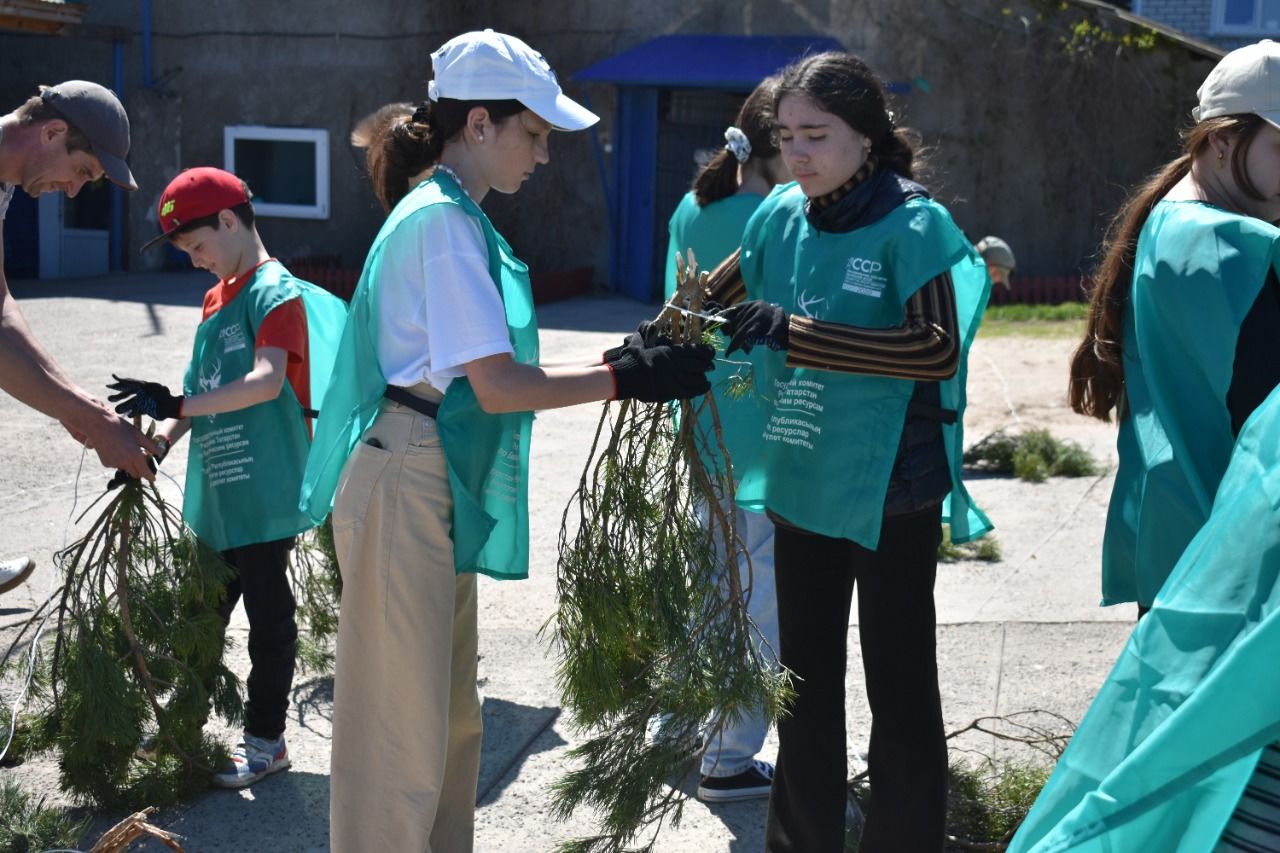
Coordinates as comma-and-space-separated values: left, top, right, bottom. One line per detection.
696, 759, 775, 803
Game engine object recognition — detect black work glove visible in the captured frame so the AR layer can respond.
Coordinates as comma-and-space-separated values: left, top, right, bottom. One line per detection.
718, 300, 790, 355
602, 321, 668, 364
107, 374, 185, 421
610, 342, 714, 403
107, 436, 170, 490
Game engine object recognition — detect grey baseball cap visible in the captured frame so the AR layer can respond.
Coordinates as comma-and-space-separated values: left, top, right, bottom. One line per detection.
40, 81, 137, 191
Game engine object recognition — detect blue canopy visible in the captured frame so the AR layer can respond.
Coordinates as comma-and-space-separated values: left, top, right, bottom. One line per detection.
574, 34, 846, 91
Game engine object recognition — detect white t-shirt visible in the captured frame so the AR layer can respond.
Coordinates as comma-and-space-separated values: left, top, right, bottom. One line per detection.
0, 124, 13, 220
376, 201, 514, 394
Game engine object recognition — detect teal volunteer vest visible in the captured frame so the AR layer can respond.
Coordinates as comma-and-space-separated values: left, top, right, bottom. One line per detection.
1102, 200, 1280, 606
1010, 383, 1280, 853
182, 261, 346, 552
299, 173, 538, 580
665, 190, 771, 483
735, 184, 993, 550
664, 191, 764, 300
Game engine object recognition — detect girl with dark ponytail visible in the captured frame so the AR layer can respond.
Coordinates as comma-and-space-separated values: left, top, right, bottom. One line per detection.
663, 77, 786, 300
711, 50, 994, 852
658, 75, 789, 806
1069, 40, 1280, 617
307, 31, 713, 852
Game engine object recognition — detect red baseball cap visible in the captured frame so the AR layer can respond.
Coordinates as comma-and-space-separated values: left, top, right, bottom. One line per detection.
142, 167, 251, 251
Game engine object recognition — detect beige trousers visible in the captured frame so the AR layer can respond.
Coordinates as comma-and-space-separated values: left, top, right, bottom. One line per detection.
329, 394, 482, 853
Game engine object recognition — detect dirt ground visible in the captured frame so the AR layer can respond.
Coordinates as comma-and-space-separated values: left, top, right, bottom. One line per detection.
0, 279, 1133, 851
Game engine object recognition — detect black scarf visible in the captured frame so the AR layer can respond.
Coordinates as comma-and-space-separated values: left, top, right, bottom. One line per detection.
804, 166, 930, 234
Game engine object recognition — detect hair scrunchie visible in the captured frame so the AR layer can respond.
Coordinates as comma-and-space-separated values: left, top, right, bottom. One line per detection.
724, 126, 752, 163
411, 104, 432, 125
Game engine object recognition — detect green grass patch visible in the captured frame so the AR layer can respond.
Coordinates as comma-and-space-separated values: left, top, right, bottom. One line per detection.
0, 779, 90, 852
964, 429, 1100, 482
979, 302, 1087, 339
846, 758, 1052, 850
938, 525, 1002, 563
945, 758, 1052, 846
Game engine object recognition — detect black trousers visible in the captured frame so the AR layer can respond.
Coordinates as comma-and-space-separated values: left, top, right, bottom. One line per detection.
765, 505, 946, 853
216, 536, 299, 740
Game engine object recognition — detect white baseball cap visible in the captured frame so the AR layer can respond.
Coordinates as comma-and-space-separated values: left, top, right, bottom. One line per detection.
1193, 39, 1280, 128
427, 29, 598, 131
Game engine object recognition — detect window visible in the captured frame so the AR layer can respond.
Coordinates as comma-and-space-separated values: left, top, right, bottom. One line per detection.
223, 126, 329, 219
1213, 0, 1280, 34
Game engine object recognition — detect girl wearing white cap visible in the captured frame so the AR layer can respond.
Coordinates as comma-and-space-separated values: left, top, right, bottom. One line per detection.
1014, 43, 1280, 849
300, 30, 713, 852
1070, 39, 1280, 618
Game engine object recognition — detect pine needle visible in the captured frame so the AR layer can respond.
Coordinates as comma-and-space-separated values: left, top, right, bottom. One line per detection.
548, 252, 792, 851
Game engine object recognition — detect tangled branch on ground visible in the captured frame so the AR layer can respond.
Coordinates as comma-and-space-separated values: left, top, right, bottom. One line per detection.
848, 710, 1076, 851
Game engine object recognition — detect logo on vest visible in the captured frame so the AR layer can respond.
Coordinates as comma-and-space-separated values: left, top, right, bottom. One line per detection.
219, 323, 247, 353
796, 290, 827, 319
842, 257, 887, 298
199, 358, 223, 394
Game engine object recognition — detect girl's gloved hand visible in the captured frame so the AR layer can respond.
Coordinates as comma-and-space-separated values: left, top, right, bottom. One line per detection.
718, 300, 789, 355
609, 342, 714, 403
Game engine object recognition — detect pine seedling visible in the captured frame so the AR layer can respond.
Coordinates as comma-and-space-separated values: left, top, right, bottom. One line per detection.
0, 420, 244, 810
549, 251, 791, 852
290, 519, 342, 674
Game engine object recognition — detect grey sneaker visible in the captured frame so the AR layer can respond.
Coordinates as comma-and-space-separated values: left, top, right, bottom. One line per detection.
211, 733, 290, 789
696, 758, 775, 803
0, 557, 35, 594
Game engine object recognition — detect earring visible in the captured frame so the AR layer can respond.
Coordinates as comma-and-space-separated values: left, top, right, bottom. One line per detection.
1217, 150, 1225, 171
477, 132, 485, 142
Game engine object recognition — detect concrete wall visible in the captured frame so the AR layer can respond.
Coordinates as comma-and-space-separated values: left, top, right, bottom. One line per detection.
478, 0, 1216, 277
0, 1, 1220, 282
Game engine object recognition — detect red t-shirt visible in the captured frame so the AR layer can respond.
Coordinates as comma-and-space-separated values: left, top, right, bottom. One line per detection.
201, 261, 312, 426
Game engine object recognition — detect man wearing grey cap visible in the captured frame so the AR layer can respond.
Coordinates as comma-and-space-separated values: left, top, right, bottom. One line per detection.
0, 81, 158, 593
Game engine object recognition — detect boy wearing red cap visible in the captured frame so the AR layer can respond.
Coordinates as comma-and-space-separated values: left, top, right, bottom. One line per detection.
109, 167, 346, 788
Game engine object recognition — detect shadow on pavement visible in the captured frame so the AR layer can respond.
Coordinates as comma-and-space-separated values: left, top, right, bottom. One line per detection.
292, 675, 334, 741
161, 770, 331, 853
478, 696, 565, 806
9, 271, 210, 308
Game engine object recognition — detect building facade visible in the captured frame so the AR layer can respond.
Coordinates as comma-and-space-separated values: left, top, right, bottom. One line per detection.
1, 0, 1221, 294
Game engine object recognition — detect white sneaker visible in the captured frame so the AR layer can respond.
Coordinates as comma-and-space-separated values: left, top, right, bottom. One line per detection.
211, 733, 290, 789
0, 557, 35, 594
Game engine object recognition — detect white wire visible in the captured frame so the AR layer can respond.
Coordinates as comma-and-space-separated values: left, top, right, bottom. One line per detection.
981, 351, 1022, 425
0, 443, 89, 765
0, 595, 56, 765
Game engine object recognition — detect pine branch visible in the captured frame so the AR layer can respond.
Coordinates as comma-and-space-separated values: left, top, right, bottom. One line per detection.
550, 253, 792, 851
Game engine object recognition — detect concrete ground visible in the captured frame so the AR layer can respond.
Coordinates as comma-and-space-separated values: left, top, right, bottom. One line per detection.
0, 272, 1134, 851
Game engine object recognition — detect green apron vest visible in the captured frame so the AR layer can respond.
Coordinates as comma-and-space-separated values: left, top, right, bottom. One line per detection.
182, 260, 347, 552
735, 184, 993, 550
1102, 200, 1280, 606
664, 190, 770, 483
299, 173, 538, 580
1009, 383, 1280, 853
664, 191, 764, 299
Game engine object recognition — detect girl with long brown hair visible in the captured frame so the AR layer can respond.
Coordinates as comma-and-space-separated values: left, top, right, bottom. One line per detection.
1069, 39, 1280, 614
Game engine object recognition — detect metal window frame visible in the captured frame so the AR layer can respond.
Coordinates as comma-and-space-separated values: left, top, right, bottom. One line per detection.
222, 125, 330, 220
1211, 0, 1278, 35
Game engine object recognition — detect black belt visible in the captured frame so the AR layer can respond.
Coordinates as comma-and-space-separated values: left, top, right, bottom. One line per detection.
906, 400, 957, 424
384, 385, 440, 419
